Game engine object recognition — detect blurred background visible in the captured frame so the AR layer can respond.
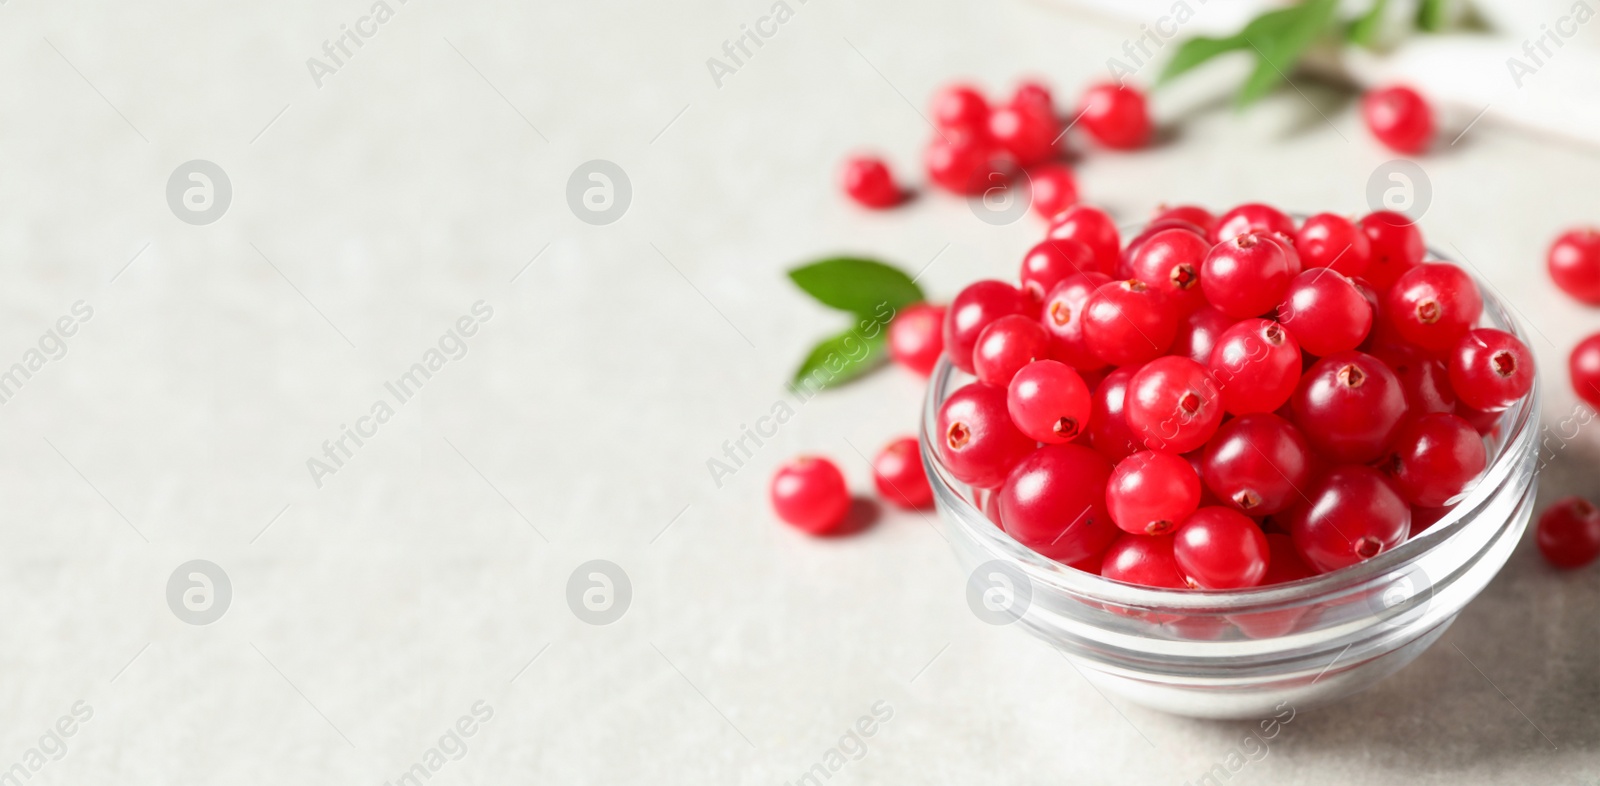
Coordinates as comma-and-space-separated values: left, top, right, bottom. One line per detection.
0, 0, 1595, 783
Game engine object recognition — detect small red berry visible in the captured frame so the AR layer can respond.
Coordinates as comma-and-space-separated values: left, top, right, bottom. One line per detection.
1383, 412, 1487, 507
973, 314, 1051, 386
771, 456, 852, 534
1202, 232, 1297, 318
873, 437, 933, 509
1077, 83, 1151, 150
1047, 205, 1122, 275
931, 83, 990, 134
944, 280, 1030, 374
1295, 213, 1372, 277
936, 382, 1036, 489
1020, 238, 1097, 305
1286, 465, 1411, 572
997, 444, 1119, 564
1571, 332, 1600, 410
1291, 351, 1407, 463
1201, 413, 1314, 516
1363, 85, 1434, 155
1153, 204, 1216, 236
1448, 328, 1535, 412
1008, 359, 1091, 444
1358, 212, 1425, 292
1107, 450, 1201, 536
924, 133, 1008, 195
1026, 163, 1078, 220
1548, 227, 1600, 305
1083, 280, 1179, 366
888, 302, 947, 376
1039, 272, 1112, 370
1209, 318, 1302, 415
1229, 532, 1314, 636
1128, 228, 1211, 315
839, 155, 902, 209
989, 104, 1061, 168
1212, 203, 1296, 245
1171, 306, 1237, 367
1174, 507, 1269, 589
1011, 80, 1054, 115
1101, 534, 1187, 589
1384, 263, 1483, 352
1089, 365, 1144, 463
1536, 497, 1600, 569
1368, 341, 1457, 415
1278, 269, 1373, 357
1455, 402, 1502, 437
1126, 356, 1224, 454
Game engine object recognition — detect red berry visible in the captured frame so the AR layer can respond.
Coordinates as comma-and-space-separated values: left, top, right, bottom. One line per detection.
1385, 263, 1483, 352
1020, 238, 1097, 305
1174, 507, 1269, 589
989, 104, 1060, 168
1201, 413, 1313, 516
1571, 332, 1600, 410
1077, 83, 1151, 150
1261, 533, 1314, 585
1229, 532, 1314, 636
931, 83, 989, 134
1126, 356, 1224, 454
1209, 318, 1302, 414
1153, 204, 1216, 236
1291, 351, 1407, 464
1455, 402, 1502, 437
1127, 228, 1210, 315
1358, 212, 1425, 292
1278, 269, 1373, 357
1536, 497, 1600, 569
1026, 164, 1078, 220
1368, 341, 1457, 415
1286, 465, 1411, 572
1083, 280, 1179, 366
1123, 219, 1207, 273
1171, 306, 1237, 366
1101, 534, 1187, 589
973, 314, 1051, 386
1008, 359, 1091, 444
1089, 365, 1143, 462
1039, 272, 1112, 370
1011, 80, 1054, 115
1363, 85, 1433, 155
1107, 450, 1201, 536
873, 437, 933, 509
1201, 232, 1297, 318
1448, 328, 1534, 412
944, 280, 1030, 374
1382, 413, 1487, 507
1548, 227, 1600, 305
888, 302, 946, 376
1212, 203, 1295, 244
839, 155, 902, 209
771, 456, 851, 534
937, 383, 1036, 489
924, 133, 1007, 195
1295, 213, 1372, 277
1047, 205, 1122, 274
997, 444, 1118, 563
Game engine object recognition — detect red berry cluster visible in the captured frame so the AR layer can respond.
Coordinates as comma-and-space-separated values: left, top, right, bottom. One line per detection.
1538, 227, 1600, 569
933, 203, 1535, 588
769, 436, 937, 535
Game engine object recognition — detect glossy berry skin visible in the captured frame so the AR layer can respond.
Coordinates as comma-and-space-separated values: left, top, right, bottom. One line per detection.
1363, 85, 1433, 155
1171, 306, 1236, 367
888, 302, 946, 376
1448, 328, 1534, 412
1107, 451, 1201, 536
1291, 351, 1407, 463
1536, 497, 1600, 569
988, 104, 1060, 168
873, 437, 933, 509
944, 280, 1029, 374
1153, 204, 1216, 236
924, 133, 1006, 195
997, 444, 1119, 563
1295, 213, 1371, 277
1278, 269, 1372, 356
1286, 465, 1411, 572
1123, 219, 1206, 272
1008, 359, 1092, 444
936, 382, 1036, 489
1202, 232, 1297, 318
1572, 332, 1600, 410
1201, 413, 1313, 516
770, 456, 851, 534
1076, 83, 1150, 150
1039, 272, 1112, 369
1047, 205, 1122, 275
1089, 365, 1144, 462
1383, 412, 1487, 507
1548, 228, 1600, 305
1385, 263, 1483, 352
1358, 212, 1425, 292
1208, 319, 1302, 415
1368, 341, 1457, 415
1126, 356, 1224, 454
1027, 163, 1079, 220
1100, 534, 1187, 589
839, 156, 902, 209
1228, 533, 1315, 637
1011, 80, 1054, 115
1083, 280, 1178, 366
1174, 507, 1269, 589
1128, 228, 1211, 315
973, 315, 1051, 386
1212, 203, 1296, 244
1020, 238, 1098, 305
931, 83, 989, 133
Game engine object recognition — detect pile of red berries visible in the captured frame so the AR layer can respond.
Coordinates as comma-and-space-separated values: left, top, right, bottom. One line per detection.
930, 202, 1537, 588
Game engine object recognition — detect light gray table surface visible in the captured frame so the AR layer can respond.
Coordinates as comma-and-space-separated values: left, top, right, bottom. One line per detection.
0, 0, 1595, 783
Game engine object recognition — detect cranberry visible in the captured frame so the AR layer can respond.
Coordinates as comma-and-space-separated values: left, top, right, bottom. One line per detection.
1174, 507, 1269, 589
1548, 228, 1600, 305
1039, 272, 1112, 370
1076, 83, 1151, 150
1367, 341, 1457, 414
996, 444, 1118, 563
771, 456, 851, 534
1455, 403, 1502, 437
1089, 365, 1143, 462
973, 314, 1051, 386
1202, 232, 1296, 318
1047, 205, 1122, 275
1011, 80, 1054, 115
1286, 465, 1411, 572
1209, 319, 1302, 414
1083, 280, 1178, 366
924, 133, 1007, 195
1294, 213, 1372, 277
1410, 505, 1452, 537
936, 382, 1036, 489
989, 104, 1060, 168
1171, 306, 1237, 366
839, 155, 902, 209
1358, 212, 1425, 292
1382, 412, 1486, 507
1008, 359, 1092, 444
873, 437, 933, 509
1153, 204, 1216, 236
1362, 85, 1433, 154
931, 83, 989, 134
1448, 328, 1534, 412
1100, 534, 1187, 589
1126, 356, 1224, 454
1123, 219, 1207, 272
1201, 413, 1313, 516
1228, 532, 1315, 636
1107, 450, 1201, 536
888, 302, 946, 376
1278, 269, 1373, 356
1571, 332, 1600, 410
1020, 238, 1097, 305
1127, 228, 1210, 315
1026, 163, 1079, 220
1291, 351, 1407, 463
1212, 203, 1296, 244
1536, 497, 1600, 569
1385, 263, 1483, 352
944, 280, 1029, 374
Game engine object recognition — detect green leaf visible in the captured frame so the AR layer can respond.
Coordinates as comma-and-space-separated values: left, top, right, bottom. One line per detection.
1156, 4, 1303, 87
1235, 0, 1340, 107
1416, 0, 1448, 31
787, 257, 923, 317
789, 325, 888, 391
1347, 0, 1389, 48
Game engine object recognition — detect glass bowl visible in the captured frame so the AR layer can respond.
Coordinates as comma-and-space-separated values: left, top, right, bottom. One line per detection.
919, 247, 1540, 719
